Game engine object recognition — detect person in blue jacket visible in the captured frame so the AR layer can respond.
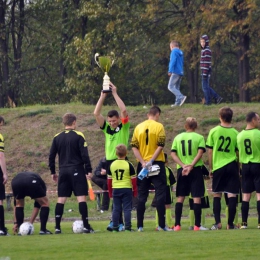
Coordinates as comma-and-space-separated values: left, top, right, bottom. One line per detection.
168, 40, 186, 107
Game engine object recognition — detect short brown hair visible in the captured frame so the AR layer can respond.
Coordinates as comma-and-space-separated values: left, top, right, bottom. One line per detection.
185, 117, 197, 130
148, 106, 161, 116
116, 144, 127, 158
246, 112, 258, 123
219, 107, 233, 123
107, 110, 119, 118
62, 113, 76, 126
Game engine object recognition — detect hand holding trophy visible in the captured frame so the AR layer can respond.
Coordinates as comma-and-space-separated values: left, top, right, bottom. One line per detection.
94, 52, 115, 93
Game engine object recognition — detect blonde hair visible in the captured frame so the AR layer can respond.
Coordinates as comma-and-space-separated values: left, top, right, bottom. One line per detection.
185, 117, 197, 130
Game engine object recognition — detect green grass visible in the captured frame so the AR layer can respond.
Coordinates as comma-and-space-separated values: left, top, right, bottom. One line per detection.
1, 219, 260, 260
1, 102, 260, 259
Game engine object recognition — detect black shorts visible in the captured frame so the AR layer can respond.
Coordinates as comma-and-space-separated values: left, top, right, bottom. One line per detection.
212, 161, 240, 194
176, 166, 204, 198
0, 172, 5, 200
137, 161, 166, 204
241, 163, 260, 193
189, 196, 210, 210
58, 165, 88, 197
11, 172, 46, 199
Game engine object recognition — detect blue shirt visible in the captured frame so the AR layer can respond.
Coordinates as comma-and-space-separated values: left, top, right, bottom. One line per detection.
168, 48, 184, 76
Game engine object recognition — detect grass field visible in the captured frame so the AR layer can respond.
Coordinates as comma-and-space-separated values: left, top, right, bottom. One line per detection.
1, 218, 260, 260
1, 103, 260, 259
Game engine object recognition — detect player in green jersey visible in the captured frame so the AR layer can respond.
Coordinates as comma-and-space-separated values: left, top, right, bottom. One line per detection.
107, 144, 137, 232
171, 117, 207, 231
206, 107, 240, 230
237, 112, 260, 229
94, 82, 129, 230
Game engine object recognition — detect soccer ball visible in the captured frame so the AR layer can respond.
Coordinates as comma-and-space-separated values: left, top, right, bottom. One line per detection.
72, 220, 84, 234
19, 222, 34, 236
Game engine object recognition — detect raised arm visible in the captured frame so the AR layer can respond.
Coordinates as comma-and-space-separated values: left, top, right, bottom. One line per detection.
110, 82, 128, 118
93, 92, 107, 127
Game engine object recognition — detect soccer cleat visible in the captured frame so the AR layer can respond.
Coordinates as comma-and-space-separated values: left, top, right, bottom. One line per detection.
137, 227, 143, 232
226, 224, 239, 230
240, 222, 247, 229
0, 230, 6, 236
55, 228, 61, 234
39, 229, 53, 235
171, 104, 179, 107
156, 226, 173, 231
107, 221, 113, 232
210, 224, 222, 230
240, 225, 247, 229
83, 226, 95, 234
0, 227, 10, 236
118, 224, 125, 232
174, 225, 181, 231
216, 97, 223, 104
194, 225, 209, 231
179, 96, 187, 106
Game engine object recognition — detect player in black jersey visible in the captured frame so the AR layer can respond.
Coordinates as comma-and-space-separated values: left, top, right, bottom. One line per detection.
11, 172, 52, 235
49, 113, 94, 234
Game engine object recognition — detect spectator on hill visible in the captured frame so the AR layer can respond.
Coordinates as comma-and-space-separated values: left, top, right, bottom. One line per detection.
200, 34, 222, 105
168, 40, 186, 107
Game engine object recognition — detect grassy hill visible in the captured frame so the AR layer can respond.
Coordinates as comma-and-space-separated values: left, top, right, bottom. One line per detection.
1, 101, 255, 194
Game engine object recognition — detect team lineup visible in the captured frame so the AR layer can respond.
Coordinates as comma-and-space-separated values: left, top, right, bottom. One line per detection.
0, 83, 259, 235
0, 35, 259, 235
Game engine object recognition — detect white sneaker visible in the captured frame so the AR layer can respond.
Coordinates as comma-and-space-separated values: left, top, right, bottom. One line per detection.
171, 104, 179, 107
137, 227, 143, 232
179, 96, 187, 106
199, 226, 209, 231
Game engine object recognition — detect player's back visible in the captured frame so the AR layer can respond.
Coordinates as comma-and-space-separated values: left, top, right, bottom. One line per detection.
206, 125, 238, 171
131, 119, 165, 162
237, 128, 260, 163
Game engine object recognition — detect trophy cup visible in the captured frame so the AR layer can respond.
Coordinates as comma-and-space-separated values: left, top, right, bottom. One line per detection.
94, 52, 115, 92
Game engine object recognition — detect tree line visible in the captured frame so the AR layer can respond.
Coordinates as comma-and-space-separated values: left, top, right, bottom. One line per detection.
0, 0, 259, 107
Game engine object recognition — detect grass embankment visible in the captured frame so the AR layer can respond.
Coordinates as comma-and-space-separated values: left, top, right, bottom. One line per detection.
1, 102, 258, 222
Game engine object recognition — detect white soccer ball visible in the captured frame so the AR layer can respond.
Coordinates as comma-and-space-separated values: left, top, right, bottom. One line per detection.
72, 220, 84, 234
19, 222, 34, 236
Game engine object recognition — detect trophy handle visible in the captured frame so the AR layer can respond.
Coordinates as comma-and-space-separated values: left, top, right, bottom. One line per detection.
94, 53, 101, 68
